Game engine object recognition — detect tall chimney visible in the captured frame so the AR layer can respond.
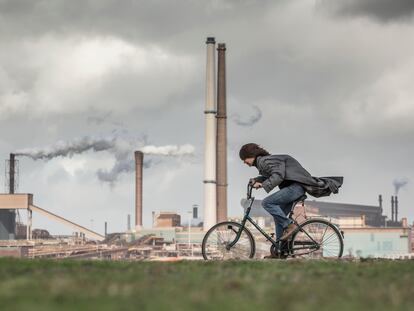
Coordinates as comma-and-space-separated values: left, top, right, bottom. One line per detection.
135, 151, 143, 229
203, 37, 217, 231
216, 43, 228, 223
395, 196, 398, 222
391, 196, 394, 222
9, 153, 15, 194
104, 221, 108, 237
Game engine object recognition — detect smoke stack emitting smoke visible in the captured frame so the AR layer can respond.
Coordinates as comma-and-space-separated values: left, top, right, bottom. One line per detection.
15, 135, 195, 183
393, 178, 409, 196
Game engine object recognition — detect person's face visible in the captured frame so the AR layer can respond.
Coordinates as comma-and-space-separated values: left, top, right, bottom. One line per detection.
243, 157, 255, 167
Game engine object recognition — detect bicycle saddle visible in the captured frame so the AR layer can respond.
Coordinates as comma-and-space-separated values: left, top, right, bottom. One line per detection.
296, 194, 307, 202
289, 195, 307, 211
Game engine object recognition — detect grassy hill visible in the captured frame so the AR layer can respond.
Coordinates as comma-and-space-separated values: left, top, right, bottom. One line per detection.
0, 258, 413, 311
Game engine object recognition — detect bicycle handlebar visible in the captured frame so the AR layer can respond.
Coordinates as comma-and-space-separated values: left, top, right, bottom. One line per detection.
247, 182, 254, 199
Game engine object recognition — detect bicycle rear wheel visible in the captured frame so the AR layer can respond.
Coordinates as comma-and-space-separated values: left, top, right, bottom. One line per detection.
291, 219, 343, 259
202, 221, 255, 260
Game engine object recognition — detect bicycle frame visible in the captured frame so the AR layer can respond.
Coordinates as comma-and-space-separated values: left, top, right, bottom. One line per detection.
227, 183, 320, 252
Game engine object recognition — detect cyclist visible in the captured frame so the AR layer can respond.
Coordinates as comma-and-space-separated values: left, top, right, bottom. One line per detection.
239, 143, 343, 251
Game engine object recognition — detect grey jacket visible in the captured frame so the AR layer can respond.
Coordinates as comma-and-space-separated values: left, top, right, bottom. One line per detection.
254, 154, 343, 198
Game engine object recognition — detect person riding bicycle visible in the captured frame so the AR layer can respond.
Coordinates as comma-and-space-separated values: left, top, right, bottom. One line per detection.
239, 143, 343, 245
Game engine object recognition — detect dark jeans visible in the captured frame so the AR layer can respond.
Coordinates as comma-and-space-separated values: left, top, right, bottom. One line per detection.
261, 183, 305, 239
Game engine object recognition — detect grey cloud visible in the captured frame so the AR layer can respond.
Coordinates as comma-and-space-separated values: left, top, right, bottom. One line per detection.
0, 0, 275, 45
319, 0, 414, 22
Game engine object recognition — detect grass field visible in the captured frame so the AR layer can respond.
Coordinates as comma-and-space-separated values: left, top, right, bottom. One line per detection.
0, 258, 414, 311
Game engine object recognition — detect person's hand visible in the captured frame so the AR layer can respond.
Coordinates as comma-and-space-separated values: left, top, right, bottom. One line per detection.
252, 182, 262, 189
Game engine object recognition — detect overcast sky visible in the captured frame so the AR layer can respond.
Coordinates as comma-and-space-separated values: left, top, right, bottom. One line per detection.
1, 0, 413, 235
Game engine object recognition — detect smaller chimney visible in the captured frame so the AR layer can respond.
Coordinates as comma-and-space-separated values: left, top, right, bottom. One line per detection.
402, 217, 407, 228
135, 151, 144, 229
104, 222, 108, 237
193, 204, 198, 219
378, 194, 383, 213
391, 196, 394, 222
127, 214, 131, 231
395, 196, 399, 222
9, 153, 15, 194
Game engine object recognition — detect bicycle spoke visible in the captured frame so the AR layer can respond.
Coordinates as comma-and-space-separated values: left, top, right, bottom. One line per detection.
202, 222, 254, 260
291, 220, 343, 259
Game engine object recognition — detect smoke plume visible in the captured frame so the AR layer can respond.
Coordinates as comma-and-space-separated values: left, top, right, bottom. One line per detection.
232, 105, 262, 127
14, 136, 116, 160
393, 178, 409, 195
96, 144, 195, 183
15, 135, 195, 183
141, 144, 195, 156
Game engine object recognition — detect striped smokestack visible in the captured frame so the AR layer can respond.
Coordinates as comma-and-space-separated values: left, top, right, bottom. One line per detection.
216, 43, 227, 223
135, 151, 143, 229
203, 37, 217, 231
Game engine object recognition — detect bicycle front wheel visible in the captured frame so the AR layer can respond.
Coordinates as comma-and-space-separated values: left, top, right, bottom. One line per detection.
202, 221, 255, 260
291, 219, 343, 259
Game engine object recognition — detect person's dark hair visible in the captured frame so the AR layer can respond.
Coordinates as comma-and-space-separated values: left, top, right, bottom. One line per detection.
239, 143, 270, 160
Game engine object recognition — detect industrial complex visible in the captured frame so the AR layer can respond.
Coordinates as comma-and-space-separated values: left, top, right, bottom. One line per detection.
0, 38, 413, 260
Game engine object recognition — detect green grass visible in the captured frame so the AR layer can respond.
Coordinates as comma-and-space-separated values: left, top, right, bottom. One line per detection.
0, 258, 414, 311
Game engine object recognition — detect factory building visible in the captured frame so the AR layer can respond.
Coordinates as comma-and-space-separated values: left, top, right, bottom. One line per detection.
0, 210, 15, 240
133, 227, 204, 244
342, 227, 412, 258
242, 197, 385, 227
154, 212, 181, 228
0, 154, 17, 240
303, 200, 385, 227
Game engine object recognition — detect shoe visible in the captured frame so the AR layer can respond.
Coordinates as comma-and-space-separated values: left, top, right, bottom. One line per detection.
280, 223, 298, 240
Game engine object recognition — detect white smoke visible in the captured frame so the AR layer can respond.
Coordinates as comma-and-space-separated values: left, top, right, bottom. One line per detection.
393, 178, 409, 195
141, 144, 195, 156
15, 135, 195, 183
232, 105, 262, 127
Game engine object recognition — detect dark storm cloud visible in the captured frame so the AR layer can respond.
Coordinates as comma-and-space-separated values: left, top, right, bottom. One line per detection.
319, 0, 414, 22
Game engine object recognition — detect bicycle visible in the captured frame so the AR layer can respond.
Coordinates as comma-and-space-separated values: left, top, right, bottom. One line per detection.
202, 182, 344, 260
